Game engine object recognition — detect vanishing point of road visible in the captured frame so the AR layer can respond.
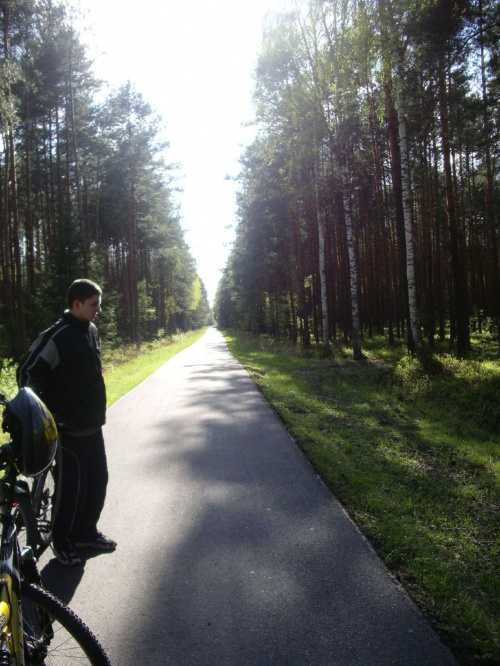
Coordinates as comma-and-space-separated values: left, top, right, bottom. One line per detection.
40, 327, 457, 665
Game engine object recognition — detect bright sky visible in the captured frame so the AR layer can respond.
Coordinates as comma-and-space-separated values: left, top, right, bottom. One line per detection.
77, 0, 287, 305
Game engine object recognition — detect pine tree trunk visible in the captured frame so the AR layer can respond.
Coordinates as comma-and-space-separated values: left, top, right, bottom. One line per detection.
68, 33, 87, 273
312, 154, 330, 356
8, 120, 27, 352
25, 92, 35, 298
1, 137, 14, 323
437, 52, 470, 357
128, 180, 141, 345
1, 4, 26, 352
479, 2, 500, 347
294, 209, 310, 349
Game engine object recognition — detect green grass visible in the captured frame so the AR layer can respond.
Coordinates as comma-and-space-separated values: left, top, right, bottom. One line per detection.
102, 328, 207, 406
0, 328, 208, 443
222, 330, 500, 666
1, 325, 497, 662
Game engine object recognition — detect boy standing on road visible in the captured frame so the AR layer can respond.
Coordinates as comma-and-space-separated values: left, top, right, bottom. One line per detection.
17, 279, 116, 566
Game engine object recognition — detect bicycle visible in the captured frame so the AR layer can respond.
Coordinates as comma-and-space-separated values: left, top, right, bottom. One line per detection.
0, 399, 57, 558
14, 454, 59, 558
1, 388, 111, 664
30, 455, 58, 552
3, 437, 59, 558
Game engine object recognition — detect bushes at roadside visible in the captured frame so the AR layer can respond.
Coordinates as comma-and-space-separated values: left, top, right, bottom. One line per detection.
0, 362, 18, 402
0, 362, 19, 445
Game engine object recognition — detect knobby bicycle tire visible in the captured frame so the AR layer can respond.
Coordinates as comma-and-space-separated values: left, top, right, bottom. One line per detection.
14, 491, 39, 555
21, 581, 111, 665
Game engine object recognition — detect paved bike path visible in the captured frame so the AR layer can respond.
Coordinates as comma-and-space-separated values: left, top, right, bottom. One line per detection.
40, 328, 457, 665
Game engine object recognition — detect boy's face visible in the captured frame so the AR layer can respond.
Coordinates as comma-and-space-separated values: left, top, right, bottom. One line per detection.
71, 295, 101, 322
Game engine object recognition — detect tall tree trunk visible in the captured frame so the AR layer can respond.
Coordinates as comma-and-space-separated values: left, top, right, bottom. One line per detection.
339, 156, 363, 360
25, 91, 35, 298
383, 83, 411, 338
1, 2, 27, 352
1, 138, 14, 323
368, 83, 389, 336
128, 179, 141, 345
8, 119, 27, 351
294, 204, 310, 349
312, 151, 330, 356
419, 72, 435, 347
158, 257, 166, 330
395, 55, 424, 360
68, 32, 87, 273
377, 0, 414, 350
55, 106, 63, 237
437, 52, 470, 357
479, 0, 500, 346
314, 3, 362, 358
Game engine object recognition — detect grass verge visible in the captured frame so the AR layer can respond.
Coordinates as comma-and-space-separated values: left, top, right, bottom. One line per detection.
0, 328, 208, 443
102, 328, 208, 406
222, 330, 500, 666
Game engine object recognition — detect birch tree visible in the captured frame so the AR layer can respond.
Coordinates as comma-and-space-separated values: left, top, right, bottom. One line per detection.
291, 1, 363, 357
377, 0, 424, 359
394, 49, 424, 359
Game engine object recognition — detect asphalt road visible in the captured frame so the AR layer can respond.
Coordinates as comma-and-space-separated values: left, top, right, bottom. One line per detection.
39, 327, 457, 665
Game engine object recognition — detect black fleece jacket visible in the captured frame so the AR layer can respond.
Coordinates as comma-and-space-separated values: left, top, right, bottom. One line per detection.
17, 311, 107, 433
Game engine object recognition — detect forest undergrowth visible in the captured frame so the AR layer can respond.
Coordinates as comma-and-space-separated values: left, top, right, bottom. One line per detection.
222, 330, 500, 666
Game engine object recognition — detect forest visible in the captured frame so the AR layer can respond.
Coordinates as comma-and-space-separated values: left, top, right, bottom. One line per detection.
215, 0, 500, 361
0, 0, 212, 362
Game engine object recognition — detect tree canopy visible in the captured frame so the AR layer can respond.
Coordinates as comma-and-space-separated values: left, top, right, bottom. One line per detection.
215, 0, 500, 359
0, 0, 211, 360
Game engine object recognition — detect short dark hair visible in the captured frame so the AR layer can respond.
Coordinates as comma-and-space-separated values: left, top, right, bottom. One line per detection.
67, 279, 102, 309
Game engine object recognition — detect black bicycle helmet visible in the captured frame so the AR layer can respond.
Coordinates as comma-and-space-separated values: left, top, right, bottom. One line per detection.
2, 387, 57, 476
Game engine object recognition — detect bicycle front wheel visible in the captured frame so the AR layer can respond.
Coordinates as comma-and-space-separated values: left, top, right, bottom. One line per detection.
21, 580, 111, 665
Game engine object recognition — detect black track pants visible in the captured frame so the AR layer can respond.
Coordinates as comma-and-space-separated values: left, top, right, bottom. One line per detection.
52, 429, 109, 550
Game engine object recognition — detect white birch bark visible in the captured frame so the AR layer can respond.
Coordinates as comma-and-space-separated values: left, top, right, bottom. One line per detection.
340, 161, 363, 359
395, 57, 423, 358
313, 154, 330, 355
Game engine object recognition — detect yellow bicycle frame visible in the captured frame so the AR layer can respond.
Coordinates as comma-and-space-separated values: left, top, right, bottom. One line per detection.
0, 501, 25, 664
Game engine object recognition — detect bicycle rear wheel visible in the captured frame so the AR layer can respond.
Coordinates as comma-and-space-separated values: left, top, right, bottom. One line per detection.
14, 490, 39, 554
21, 580, 111, 665
32, 463, 58, 548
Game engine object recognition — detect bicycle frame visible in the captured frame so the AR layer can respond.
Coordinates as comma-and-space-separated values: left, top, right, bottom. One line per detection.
0, 394, 110, 665
0, 455, 26, 664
